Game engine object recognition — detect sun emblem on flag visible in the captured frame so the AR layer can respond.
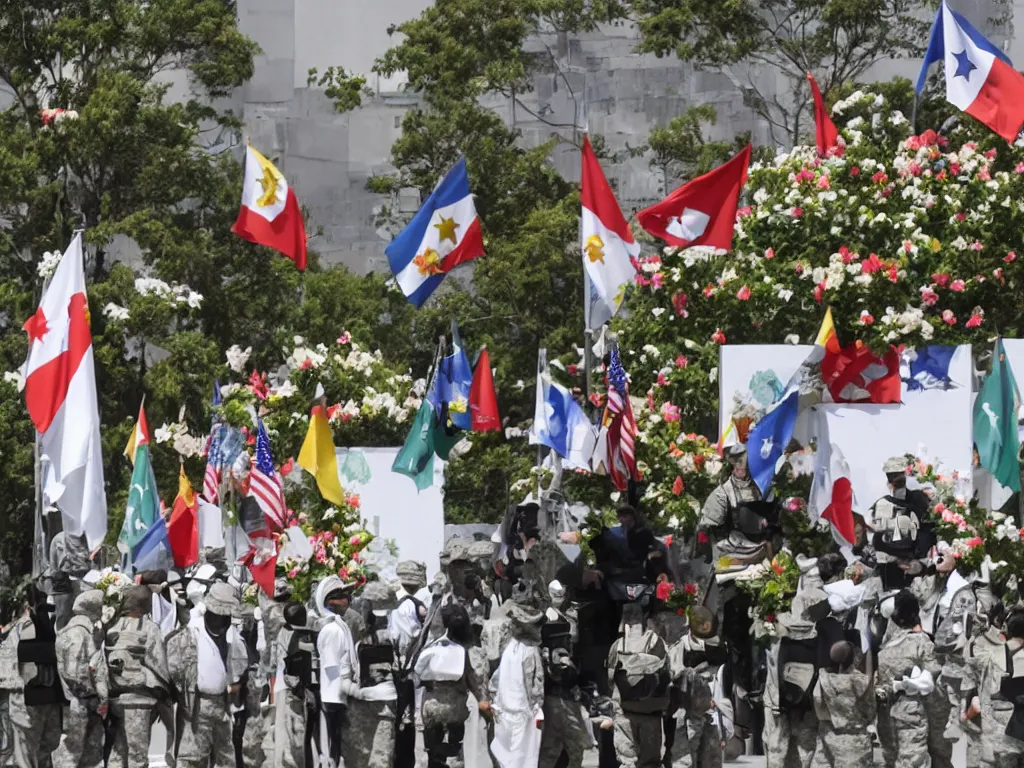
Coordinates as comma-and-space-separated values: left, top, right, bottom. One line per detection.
585, 235, 606, 264
414, 248, 444, 276
256, 157, 283, 208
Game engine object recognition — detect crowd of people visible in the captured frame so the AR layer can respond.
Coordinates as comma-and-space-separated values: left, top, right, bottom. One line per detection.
1, 444, 1024, 768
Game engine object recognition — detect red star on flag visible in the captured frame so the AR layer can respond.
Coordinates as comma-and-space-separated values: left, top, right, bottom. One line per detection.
23, 307, 49, 343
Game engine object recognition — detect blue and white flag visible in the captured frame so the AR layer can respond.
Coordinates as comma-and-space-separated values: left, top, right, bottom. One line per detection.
904, 346, 957, 391
435, 319, 474, 430
386, 158, 485, 307
530, 358, 597, 469
746, 388, 799, 495
132, 515, 172, 572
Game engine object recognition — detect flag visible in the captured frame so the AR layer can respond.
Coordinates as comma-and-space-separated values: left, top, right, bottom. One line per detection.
917, 1, 1024, 142
974, 338, 1021, 491
385, 157, 484, 307
817, 308, 901, 404
581, 135, 640, 329
807, 73, 839, 156
197, 498, 225, 551
123, 397, 146, 466
530, 366, 576, 458
904, 346, 957, 391
119, 403, 161, 555
469, 347, 501, 432
232, 145, 308, 269
808, 412, 857, 548
249, 417, 288, 531
202, 381, 224, 502
167, 467, 199, 568
243, 546, 277, 596
596, 346, 640, 490
22, 234, 107, 549
298, 405, 346, 505
392, 399, 442, 491
637, 144, 751, 252
436, 319, 474, 431
747, 389, 799, 495
132, 515, 172, 573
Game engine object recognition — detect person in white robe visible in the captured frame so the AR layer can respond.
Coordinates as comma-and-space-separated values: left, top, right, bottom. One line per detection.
314, 576, 361, 767
489, 599, 545, 768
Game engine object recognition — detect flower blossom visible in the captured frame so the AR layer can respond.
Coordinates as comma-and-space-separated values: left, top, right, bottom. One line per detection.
736, 285, 751, 301
711, 329, 727, 345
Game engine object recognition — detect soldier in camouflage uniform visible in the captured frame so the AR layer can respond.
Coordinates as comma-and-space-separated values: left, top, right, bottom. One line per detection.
235, 601, 267, 768
811, 641, 874, 768
270, 602, 314, 768
167, 583, 248, 768
105, 585, 171, 768
0, 616, 20, 768
54, 590, 109, 768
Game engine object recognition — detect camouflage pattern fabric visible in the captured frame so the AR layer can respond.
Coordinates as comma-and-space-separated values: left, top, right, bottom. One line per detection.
538, 695, 591, 768
812, 670, 874, 768
341, 699, 396, 768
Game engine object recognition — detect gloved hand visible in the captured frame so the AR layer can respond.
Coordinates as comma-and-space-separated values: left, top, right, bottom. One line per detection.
901, 667, 935, 696
875, 686, 890, 702
892, 679, 904, 693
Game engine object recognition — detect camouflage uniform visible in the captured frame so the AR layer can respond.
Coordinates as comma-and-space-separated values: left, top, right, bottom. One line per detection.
53, 591, 108, 768
538, 595, 590, 768
607, 620, 667, 768
876, 627, 940, 768
966, 636, 1024, 767
10, 613, 63, 768
811, 668, 874, 768
0, 622, 20, 767
961, 625, 1005, 768
489, 606, 545, 768
667, 635, 720, 768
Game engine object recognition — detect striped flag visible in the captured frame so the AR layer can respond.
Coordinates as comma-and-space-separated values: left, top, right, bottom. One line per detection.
249, 417, 287, 531
202, 381, 224, 502
597, 345, 640, 491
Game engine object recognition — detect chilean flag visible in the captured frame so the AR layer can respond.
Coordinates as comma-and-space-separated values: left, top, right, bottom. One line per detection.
581, 136, 640, 329
22, 234, 107, 549
637, 144, 751, 253
232, 145, 308, 270
386, 157, 485, 307
917, 1, 1024, 142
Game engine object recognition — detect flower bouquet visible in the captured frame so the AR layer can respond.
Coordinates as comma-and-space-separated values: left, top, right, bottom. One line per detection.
657, 580, 701, 617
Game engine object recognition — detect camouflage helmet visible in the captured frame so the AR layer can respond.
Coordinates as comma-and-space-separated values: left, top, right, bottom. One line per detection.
439, 537, 494, 569
883, 456, 908, 474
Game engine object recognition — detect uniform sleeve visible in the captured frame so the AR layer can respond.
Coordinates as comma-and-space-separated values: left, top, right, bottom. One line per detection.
90, 645, 110, 702
147, 621, 171, 687
464, 648, 486, 703
524, 648, 545, 715
918, 635, 942, 678
699, 485, 730, 530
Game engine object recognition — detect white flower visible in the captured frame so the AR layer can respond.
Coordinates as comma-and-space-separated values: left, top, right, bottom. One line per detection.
102, 302, 130, 321
226, 345, 252, 374
37, 250, 62, 279
777, 287, 794, 302
272, 380, 297, 398
642, 344, 660, 359
2, 369, 24, 390
709, 367, 718, 383
705, 457, 723, 476
753, 188, 769, 205
293, 335, 305, 345
154, 424, 173, 443
651, 307, 666, 318
784, 334, 800, 345
135, 277, 173, 298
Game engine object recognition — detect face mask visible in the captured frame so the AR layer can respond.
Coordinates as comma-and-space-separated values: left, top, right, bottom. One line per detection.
205, 613, 231, 637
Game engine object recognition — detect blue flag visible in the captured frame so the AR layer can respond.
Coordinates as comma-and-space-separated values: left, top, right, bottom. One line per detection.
906, 346, 956, 391
132, 515, 172, 572
747, 389, 799, 495
436, 319, 474, 431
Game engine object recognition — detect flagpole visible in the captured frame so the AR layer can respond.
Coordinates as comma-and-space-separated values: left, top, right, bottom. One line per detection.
32, 433, 45, 577
536, 347, 546, 499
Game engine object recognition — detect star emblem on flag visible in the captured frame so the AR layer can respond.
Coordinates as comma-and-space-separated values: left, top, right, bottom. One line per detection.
952, 49, 976, 80
434, 215, 459, 245
23, 307, 49, 343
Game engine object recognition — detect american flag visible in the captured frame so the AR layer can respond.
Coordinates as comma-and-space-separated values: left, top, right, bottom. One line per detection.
249, 417, 287, 531
603, 345, 640, 491
202, 381, 224, 503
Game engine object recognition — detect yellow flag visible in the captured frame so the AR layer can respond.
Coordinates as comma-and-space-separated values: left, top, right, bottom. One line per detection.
297, 405, 345, 506
814, 307, 837, 347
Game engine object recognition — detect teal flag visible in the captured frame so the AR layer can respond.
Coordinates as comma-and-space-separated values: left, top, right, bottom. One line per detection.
119, 442, 161, 553
393, 399, 438, 491
974, 338, 1022, 492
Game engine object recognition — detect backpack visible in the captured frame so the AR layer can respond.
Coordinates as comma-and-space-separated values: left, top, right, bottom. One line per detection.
778, 636, 818, 712
105, 619, 150, 693
613, 632, 671, 714
282, 628, 315, 692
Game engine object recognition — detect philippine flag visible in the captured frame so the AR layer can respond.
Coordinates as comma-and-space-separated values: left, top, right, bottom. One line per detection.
917, 1, 1024, 142
386, 157, 485, 307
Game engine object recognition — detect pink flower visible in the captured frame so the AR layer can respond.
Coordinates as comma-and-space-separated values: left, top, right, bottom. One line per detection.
675, 355, 688, 368
697, 531, 709, 544
764, 247, 775, 260
935, 503, 946, 514
1016, 163, 1024, 174
1006, 252, 1017, 263
970, 240, 983, 251
702, 284, 716, 299
862, 253, 883, 274
634, 273, 651, 287
672, 476, 684, 496
323, 531, 334, 542
920, 286, 939, 306
337, 331, 352, 345
288, 567, 300, 578
965, 537, 983, 548
817, 175, 830, 190
941, 309, 957, 326
651, 272, 663, 289
349, 535, 361, 546
950, 279, 966, 292
656, 582, 674, 601
994, 267, 1004, 282
785, 497, 802, 512
871, 171, 888, 185
567, 364, 578, 376
966, 310, 984, 328
859, 310, 875, 326
977, 166, 991, 182
795, 263, 804, 274
838, 245, 856, 263
814, 282, 825, 304
660, 402, 681, 423
951, 162, 961, 175
672, 293, 689, 316
736, 285, 751, 301
345, 493, 360, 508
850, 166, 860, 177
955, 211, 966, 222
906, 135, 921, 151
299, 358, 313, 370
932, 272, 950, 287
711, 329, 727, 344
736, 205, 752, 218
887, 265, 899, 283
791, 207, 804, 218
656, 372, 668, 387
985, 148, 998, 160
684, 583, 700, 596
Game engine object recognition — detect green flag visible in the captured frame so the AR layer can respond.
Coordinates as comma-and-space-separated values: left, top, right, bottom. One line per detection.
119, 407, 162, 553
393, 399, 439, 491
974, 338, 1021, 492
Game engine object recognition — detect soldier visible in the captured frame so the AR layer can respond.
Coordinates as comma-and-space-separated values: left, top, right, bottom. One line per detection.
875, 590, 939, 768
10, 585, 64, 768
538, 580, 592, 768
607, 602, 670, 768
812, 641, 875, 768
0, 612, 20, 768
54, 590, 109, 768
389, 561, 428, 768
489, 599, 544, 768
168, 582, 248, 768
48, 532, 93, 632
868, 457, 933, 590
105, 585, 170, 768
270, 602, 315, 768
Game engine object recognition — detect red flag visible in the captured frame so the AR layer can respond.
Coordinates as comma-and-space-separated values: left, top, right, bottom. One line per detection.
807, 73, 839, 156
822, 477, 856, 547
636, 145, 751, 251
469, 347, 500, 432
822, 342, 900, 404
244, 546, 277, 596
232, 145, 307, 270
167, 467, 199, 568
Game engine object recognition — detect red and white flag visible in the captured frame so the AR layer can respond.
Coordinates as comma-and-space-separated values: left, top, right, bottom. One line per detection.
581, 136, 640, 329
637, 145, 751, 252
232, 145, 308, 270
809, 431, 857, 549
23, 234, 107, 548
807, 73, 840, 156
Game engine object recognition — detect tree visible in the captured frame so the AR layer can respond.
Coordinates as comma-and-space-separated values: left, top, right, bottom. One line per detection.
626, 0, 931, 146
